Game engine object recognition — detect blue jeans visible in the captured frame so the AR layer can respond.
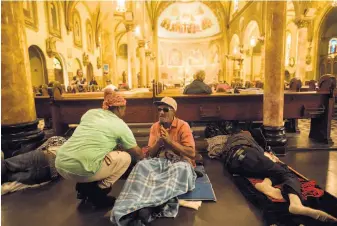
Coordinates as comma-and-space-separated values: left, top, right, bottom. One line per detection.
2, 150, 51, 185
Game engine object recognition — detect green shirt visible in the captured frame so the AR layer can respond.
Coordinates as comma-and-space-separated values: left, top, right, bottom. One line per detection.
55, 109, 137, 176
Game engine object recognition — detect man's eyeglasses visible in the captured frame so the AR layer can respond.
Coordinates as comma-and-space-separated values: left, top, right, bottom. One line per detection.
157, 107, 171, 113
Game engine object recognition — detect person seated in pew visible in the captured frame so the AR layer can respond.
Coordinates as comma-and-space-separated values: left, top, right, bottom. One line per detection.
104, 79, 118, 91
55, 88, 144, 208
221, 131, 337, 223
110, 97, 197, 225
2, 136, 67, 192
216, 82, 231, 92
71, 69, 87, 92
183, 70, 212, 95
89, 76, 98, 86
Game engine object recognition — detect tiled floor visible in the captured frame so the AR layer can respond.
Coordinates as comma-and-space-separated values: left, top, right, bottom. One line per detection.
2, 120, 337, 226
2, 151, 337, 226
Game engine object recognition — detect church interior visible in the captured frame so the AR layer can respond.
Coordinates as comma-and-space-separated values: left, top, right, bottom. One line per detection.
2, 0, 337, 225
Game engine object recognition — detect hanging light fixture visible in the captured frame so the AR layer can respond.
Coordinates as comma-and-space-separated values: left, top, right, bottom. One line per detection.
332, 0, 337, 7
116, 0, 126, 13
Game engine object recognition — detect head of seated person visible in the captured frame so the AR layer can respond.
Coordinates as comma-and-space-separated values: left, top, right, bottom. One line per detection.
183, 70, 212, 94
149, 97, 196, 164
216, 83, 231, 92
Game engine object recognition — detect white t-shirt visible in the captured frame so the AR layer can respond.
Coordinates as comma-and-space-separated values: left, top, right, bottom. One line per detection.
103, 84, 118, 91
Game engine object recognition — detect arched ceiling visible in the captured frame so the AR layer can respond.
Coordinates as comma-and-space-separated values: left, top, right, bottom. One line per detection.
146, 0, 230, 31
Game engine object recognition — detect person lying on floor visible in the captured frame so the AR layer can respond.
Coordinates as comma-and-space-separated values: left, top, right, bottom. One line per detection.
111, 97, 197, 226
55, 88, 144, 209
221, 131, 337, 223
1, 136, 67, 194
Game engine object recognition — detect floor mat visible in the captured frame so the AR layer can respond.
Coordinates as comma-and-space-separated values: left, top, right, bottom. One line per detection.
178, 165, 216, 201
232, 175, 337, 226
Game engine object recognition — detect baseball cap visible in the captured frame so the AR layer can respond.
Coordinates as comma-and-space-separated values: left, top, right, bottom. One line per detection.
154, 96, 177, 111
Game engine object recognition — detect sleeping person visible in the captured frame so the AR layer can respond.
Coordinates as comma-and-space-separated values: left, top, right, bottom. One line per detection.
1, 136, 67, 194
221, 131, 337, 223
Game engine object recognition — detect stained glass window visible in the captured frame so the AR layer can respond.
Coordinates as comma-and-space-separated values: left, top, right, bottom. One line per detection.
53, 57, 62, 69
233, 0, 239, 12
329, 38, 337, 54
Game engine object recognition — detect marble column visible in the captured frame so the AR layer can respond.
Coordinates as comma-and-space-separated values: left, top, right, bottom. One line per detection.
138, 40, 146, 87
126, 23, 137, 88
102, 31, 118, 85
153, 28, 159, 81
145, 50, 152, 87
260, 42, 265, 80
1, 1, 44, 158
263, 1, 287, 155
295, 19, 309, 82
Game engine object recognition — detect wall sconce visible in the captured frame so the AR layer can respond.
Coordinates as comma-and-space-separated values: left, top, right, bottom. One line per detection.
250, 36, 257, 48
233, 47, 237, 55
116, 0, 126, 13
134, 25, 141, 38
332, 0, 337, 7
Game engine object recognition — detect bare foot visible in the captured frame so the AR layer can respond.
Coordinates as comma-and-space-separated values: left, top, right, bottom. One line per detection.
254, 178, 283, 200
289, 204, 337, 223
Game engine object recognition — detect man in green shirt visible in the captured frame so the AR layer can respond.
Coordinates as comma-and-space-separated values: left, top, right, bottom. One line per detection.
56, 88, 144, 208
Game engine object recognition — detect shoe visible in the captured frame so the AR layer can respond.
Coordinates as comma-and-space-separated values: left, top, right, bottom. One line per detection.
75, 182, 97, 201
86, 183, 115, 208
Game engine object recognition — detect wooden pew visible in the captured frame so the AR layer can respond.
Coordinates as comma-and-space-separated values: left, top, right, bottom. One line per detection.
154, 76, 335, 144
34, 84, 52, 128
51, 85, 155, 135
44, 77, 335, 146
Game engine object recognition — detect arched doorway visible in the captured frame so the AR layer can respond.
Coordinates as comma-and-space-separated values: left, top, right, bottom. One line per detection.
28, 45, 48, 87
53, 56, 64, 84
316, 6, 337, 79
228, 34, 240, 84
86, 63, 93, 82
243, 20, 261, 82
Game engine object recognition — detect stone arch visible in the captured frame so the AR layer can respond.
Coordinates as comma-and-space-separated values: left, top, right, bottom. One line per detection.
28, 45, 48, 87
54, 53, 68, 86
314, 5, 337, 79
243, 20, 261, 49
229, 34, 240, 54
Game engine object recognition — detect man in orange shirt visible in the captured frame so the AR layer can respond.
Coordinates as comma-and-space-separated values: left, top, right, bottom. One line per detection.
111, 97, 197, 225
147, 97, 196, 166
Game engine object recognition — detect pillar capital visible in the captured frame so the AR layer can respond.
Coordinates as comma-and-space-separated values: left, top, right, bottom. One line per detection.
125, 23, 134, 32
138, 39, 145, 48
145, 50, 151, 57
294, 19, 310, 28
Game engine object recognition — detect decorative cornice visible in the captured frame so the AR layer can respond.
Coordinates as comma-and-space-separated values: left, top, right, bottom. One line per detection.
294, 19, 310, 28
125, 23, 134, 32
138, 40, 145, 48
145, 51, 151, 57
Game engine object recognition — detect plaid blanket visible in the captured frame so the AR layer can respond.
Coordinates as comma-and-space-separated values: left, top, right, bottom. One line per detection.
110, 158, 197, 226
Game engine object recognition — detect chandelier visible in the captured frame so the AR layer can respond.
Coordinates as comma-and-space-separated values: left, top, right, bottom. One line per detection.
116, 0, 126, 13
333, 0, 337, 7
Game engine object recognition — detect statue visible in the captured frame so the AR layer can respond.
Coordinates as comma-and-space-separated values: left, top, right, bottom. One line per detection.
97, 56, 102, 69
46, 37, 57, 58
83, 52, 89, 66
122, 71, 127, 83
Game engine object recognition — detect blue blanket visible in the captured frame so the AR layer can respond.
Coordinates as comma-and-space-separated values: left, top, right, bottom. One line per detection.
110, 158, 197, 226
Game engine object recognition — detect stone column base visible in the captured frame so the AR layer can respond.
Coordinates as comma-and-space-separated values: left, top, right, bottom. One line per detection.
1, 119, 45, 158
262, 126, 287, 156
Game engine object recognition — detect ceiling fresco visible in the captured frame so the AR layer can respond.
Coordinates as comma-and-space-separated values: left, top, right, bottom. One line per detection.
157, 2, 220, 39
